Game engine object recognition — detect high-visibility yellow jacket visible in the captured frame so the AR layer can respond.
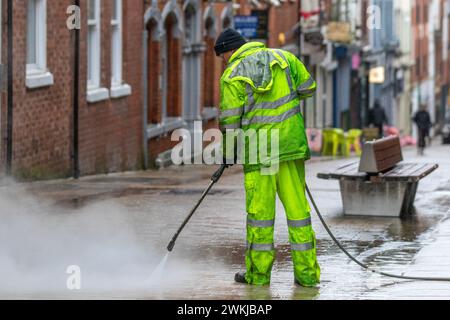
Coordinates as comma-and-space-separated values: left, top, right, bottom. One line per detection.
219, 42, 316, 173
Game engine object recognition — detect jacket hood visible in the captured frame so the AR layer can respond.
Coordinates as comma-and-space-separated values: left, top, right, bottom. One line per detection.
226, 42, 288, 93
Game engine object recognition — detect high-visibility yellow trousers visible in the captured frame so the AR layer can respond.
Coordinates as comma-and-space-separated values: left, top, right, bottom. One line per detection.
243, 159, 321, 286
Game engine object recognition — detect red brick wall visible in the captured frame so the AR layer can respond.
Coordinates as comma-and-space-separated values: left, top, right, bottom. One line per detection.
146, 21, 162, 124
412, 0, 429, 84
143, 0, 222, 166
2, 0, 74, 179
203, 37, 216, 108
1, 4, 9, 173
77, 0, 144, 176
0, 0, 145, 179
1, 0, 314, 177
268, 1, 299, 48
165, 16, 182, 118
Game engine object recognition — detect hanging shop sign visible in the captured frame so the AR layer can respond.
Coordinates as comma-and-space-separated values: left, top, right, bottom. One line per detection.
326, 22, 352, 43
369, 66, 386, 84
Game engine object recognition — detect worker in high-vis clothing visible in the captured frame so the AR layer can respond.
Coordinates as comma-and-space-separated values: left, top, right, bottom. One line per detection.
214, 28, 321, 287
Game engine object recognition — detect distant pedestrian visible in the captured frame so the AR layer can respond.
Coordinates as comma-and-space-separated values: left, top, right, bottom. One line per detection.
367, 100, 389, 139
413, 105, 433, 155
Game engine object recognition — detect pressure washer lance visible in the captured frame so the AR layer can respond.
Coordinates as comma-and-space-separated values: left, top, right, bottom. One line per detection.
167, 164, 228, 252
167, 164, 450, 282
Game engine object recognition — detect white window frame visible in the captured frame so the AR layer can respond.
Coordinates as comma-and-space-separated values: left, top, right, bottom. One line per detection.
110, 0, 131, 98
26, 0, 53, 89
87, 0, 109, 103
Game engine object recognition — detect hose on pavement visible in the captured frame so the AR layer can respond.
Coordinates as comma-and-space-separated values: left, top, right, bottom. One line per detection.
305, 183, 450, 282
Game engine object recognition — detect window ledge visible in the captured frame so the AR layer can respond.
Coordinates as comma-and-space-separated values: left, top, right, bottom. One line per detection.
147, 117, 187, 139
26, 71, 54, 89
87, 87, 110, 103
110, 83, 132, 99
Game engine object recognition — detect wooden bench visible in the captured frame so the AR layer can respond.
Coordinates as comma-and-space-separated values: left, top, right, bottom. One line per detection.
317, 136, 439, 217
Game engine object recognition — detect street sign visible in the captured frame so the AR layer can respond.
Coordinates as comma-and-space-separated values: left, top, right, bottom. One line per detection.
234, 11, 269, 40
251, 10, 269, 39
234, 16, 258, 39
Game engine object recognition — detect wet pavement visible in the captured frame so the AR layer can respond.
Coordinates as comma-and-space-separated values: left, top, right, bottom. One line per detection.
0, 142, 449, 300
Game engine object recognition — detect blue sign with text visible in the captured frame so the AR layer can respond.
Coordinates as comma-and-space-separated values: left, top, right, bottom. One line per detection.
234, 16, 259, 39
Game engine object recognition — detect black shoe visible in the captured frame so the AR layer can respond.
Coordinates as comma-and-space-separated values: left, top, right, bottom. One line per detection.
234, 272, 248, 284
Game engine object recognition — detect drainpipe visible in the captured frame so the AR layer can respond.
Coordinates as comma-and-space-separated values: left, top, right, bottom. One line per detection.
6, 0, 13, 175
298, 0, 305, 118
72, 0, 80, 178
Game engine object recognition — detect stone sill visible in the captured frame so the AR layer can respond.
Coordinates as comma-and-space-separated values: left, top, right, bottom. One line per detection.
147, 117, 187, 139
87, 87, 110, 104
26, 71, 54, 89
110, 83, 132, 99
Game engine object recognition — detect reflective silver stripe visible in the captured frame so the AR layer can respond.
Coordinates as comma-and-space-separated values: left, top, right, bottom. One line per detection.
229, 61, 243, 78
246, 241, 275, 251
245, 83, 255, 114
220, 122, 241, 130
274, 49, 288, 64
298, 88, 316, 96
220, 107, 244, 119
297, 77, 315, 92
242, 105, 300, 126
247, 217, 275, 228
274, 50, 294, 93
287, 217, 312, 228
240, 49, 296, 115
284, 67, 294, 93
246, 92, 297, 114
291, 242, 314, 252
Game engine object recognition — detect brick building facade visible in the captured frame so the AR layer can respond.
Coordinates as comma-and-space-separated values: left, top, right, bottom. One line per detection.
1, 0, 145, 179
0, 0, 307, 180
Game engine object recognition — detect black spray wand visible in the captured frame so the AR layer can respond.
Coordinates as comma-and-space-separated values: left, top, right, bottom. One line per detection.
167, 164, 228, 252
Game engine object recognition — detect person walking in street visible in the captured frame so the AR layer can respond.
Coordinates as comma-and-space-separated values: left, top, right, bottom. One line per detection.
413, 105, 433, 155
367, 99, 389, 139
214, 28, 321, 287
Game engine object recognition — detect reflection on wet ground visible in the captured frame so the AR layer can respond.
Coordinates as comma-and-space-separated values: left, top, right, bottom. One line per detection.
1, 145, 449, 299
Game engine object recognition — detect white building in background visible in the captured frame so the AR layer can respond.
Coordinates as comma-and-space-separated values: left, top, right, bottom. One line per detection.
427, 0, 440, 127
394, 0, 414, 135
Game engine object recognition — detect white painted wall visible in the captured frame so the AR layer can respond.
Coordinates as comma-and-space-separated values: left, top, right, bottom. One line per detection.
393, 0, 413, 135
0, 0, 2, 149
444, 0, 449, 61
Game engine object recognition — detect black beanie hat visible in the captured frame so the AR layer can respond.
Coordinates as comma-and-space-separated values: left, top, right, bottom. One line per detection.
214, 28, 247, 56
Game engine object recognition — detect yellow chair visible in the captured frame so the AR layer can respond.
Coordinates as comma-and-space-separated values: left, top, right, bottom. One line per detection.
322, 128, 347, 157
322, 128, 361, 157
333, 128, 345, 157
340, 129, 362, 157
321, 129, 337, 156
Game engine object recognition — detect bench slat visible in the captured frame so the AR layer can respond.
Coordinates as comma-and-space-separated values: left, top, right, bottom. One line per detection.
318, 162, 438, 182
384, 163, 426, 177
334, 162, 362, 176
382, 164, 438, 182
382, 163, 416, 177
